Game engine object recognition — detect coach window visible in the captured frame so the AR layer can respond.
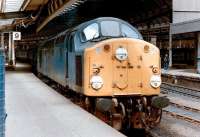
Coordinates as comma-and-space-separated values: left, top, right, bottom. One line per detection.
121, 24, 139, 39
82, 23, 99, 42
101, 21, 120, 37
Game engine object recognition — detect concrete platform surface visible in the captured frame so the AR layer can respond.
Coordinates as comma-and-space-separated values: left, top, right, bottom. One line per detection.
5, 64, 125, 137
162, 69, 200, 79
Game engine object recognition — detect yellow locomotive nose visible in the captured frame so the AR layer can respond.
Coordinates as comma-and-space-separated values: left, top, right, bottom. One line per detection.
84, 38, 160, 97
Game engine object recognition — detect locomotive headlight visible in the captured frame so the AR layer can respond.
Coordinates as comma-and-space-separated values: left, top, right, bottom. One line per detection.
90, 75, 103, 90
150, 75, 161, 88
115, 47, 128, 61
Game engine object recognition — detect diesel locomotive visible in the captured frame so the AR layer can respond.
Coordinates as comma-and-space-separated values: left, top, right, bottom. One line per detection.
37, 17, 169, 130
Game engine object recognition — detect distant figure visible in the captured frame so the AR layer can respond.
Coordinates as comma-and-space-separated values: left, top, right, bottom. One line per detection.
164, 54, 169, 70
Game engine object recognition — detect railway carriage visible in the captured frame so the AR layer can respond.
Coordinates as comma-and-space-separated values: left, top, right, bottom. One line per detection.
37, 17, 169, 129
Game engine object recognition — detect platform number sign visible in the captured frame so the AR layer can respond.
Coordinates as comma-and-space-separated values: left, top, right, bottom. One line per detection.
13, 32, 21, 41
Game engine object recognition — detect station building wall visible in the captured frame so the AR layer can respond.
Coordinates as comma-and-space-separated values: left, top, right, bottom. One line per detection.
173, 0, 200, 23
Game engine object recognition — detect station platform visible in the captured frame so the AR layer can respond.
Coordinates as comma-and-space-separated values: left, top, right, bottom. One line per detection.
161, 69, 200, 89
162, 69, 200, 79
5, 63, 125, 137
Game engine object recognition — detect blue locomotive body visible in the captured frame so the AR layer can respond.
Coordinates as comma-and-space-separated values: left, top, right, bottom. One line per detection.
37, 34, 68, 87
37, 29, 84, 90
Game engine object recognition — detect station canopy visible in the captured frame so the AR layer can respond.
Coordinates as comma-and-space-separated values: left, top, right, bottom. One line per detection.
0, 0, 49, 31
0, 0, 171, 34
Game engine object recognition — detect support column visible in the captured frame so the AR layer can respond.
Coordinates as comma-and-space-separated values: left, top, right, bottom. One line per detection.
8, 32, 12, 65
169, 24, 172, 67
197, 33, 200, 73
8, 32, 15, 67
1, 33, 4, 48
11, 34, 15, 66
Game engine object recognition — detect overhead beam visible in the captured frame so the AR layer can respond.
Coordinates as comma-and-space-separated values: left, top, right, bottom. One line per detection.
0, 11, 32, 19
36, 0, 85, 32
0, 0, 5, 12
20, 0, 31, 11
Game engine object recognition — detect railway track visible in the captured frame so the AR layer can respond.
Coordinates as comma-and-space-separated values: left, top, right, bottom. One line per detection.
161, 82, 200, 127
163, 104, 200, 127
161, 82, 200, 99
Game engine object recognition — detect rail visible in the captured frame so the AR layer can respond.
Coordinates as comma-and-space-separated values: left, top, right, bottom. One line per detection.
161, 82, 200, 127
161, 82, 200, 99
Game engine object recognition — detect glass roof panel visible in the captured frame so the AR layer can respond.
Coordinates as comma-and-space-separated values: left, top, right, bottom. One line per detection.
0, 19, 14, 26
0, 0, 25, 26
4, 0, 24, 12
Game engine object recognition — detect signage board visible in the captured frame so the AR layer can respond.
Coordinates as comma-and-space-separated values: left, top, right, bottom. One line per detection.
12, 32, 21, 41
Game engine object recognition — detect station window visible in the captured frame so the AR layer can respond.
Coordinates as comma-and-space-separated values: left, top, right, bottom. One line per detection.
121, 24, 139, 39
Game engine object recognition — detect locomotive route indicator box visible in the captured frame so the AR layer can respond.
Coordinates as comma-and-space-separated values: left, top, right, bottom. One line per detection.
12, 32, 21, 41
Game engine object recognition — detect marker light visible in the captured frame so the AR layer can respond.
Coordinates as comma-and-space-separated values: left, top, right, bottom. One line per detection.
90, 75, 103, 90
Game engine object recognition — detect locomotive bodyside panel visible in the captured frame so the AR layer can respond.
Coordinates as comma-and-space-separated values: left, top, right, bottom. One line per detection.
50, 44, 67, 87
37, 41, 68, 87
